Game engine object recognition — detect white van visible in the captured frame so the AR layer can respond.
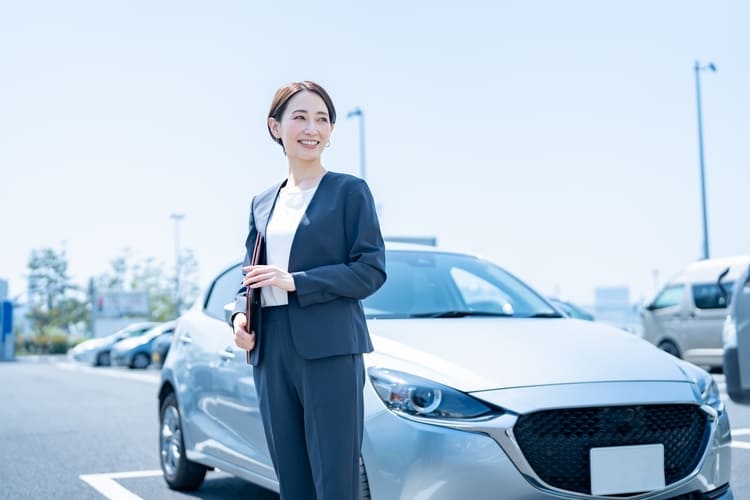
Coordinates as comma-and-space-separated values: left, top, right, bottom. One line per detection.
641, 255, 750, 370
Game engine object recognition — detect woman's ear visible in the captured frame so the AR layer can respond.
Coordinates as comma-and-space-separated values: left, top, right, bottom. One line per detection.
268, 117, 281, 140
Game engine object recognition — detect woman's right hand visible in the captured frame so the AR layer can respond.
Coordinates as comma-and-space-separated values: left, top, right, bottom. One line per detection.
233, 313, 256, 351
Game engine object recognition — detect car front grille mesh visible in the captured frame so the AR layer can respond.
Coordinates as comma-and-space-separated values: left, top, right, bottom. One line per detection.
513, 404, 711, 495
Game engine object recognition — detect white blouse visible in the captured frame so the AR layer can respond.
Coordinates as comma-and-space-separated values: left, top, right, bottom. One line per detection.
261, 182, 320, 307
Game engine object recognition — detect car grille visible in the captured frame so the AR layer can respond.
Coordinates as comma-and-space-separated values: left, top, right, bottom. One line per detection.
513, 404, 711, 495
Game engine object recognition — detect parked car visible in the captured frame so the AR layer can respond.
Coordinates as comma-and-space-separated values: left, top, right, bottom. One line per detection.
547, 297, 595, 321
641, 255, 749, 369
68, 321, 158, 366
158, 244, 731, 499
111, 321, 175, 369
151, 329, 175, 369
724, 263, 750, 404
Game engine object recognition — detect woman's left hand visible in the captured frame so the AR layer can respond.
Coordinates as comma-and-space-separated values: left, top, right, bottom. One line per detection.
243, 265, 297, 292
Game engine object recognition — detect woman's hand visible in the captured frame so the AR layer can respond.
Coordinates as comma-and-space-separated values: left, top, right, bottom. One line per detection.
243, 265, 297, 292
233, 313, 256, 351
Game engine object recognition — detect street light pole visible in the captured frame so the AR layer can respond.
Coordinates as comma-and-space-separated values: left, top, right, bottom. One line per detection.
347, 107, 366, 180
694, 60, 716, 260
170, 213, 185, 317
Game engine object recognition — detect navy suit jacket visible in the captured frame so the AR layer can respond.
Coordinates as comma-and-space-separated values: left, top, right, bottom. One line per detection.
231, 171, 386, 365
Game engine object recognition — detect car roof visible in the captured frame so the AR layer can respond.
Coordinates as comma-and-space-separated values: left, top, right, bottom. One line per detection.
671, 255, 750, 284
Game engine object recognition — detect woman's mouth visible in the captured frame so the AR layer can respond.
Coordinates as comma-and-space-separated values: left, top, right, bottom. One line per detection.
298, 140, 319, 148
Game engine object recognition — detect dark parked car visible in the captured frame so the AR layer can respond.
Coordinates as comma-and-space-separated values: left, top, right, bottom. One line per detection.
547, 297, 595, 321
151, 329, 175, 369
111, 321, 175, 369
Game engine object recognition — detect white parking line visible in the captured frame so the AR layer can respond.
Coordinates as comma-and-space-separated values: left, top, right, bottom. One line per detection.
732, 428, 750, 451
57, 362, 159, 385
80, 470, 162, 499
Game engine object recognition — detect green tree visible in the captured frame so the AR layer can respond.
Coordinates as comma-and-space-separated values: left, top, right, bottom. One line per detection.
26, 247, 87, 336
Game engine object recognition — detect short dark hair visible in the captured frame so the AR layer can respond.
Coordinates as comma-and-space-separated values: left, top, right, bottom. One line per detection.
267, 81, 337, 150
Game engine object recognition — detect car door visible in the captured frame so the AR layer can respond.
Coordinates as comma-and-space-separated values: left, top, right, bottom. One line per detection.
642, 284, 688, 349
736, 274, 750, 390
199, 264, 274, 476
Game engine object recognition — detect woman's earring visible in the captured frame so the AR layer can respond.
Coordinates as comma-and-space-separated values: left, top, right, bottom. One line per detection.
326, 140, 331, 148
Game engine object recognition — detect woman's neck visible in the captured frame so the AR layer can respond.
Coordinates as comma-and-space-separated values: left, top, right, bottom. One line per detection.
286, 161, 326, 190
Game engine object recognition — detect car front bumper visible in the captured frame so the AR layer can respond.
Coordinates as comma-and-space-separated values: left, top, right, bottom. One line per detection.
362, 381, 732, 500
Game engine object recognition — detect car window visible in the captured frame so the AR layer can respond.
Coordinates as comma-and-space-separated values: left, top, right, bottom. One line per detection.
204, 264, 243, 320
650, 284, 684, 310
692, 281, 734, 310
451, 268, 515, 315
363, 251, 556, 318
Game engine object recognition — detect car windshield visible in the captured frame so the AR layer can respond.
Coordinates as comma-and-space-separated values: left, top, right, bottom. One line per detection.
363, 250, 560, 319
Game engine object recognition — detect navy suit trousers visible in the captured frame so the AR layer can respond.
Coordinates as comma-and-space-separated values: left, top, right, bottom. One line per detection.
253, 305, 365, 500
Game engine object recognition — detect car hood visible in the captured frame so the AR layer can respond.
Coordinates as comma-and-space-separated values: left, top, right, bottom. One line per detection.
366, 317, 689, 392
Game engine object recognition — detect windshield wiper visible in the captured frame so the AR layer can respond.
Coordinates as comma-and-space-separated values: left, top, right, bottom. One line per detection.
525, 312, 564, 318
405, 310, 514, 318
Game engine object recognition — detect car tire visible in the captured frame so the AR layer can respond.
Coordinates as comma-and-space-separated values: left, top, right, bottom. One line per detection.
658, 340, 681, 358
131, 353, 150, 370
96, 351, 110, 366
359, 456, 371, 499
160, 393, 207, 491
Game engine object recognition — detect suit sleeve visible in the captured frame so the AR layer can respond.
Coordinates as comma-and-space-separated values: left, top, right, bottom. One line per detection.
228, 197, 256, 327
291, 180, 386, 307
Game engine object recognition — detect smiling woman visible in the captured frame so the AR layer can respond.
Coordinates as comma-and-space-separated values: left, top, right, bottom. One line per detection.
224, 81, 387, 500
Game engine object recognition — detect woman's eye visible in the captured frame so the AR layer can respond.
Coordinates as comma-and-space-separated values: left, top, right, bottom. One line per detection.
293, 115, 305, 120
318, 117, 329, 123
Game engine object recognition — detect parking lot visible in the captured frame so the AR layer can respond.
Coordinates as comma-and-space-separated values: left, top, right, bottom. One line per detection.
0, 355, 748, 500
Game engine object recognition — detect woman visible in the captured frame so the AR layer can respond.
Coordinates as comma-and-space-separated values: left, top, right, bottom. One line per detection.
230, 81, 386, 500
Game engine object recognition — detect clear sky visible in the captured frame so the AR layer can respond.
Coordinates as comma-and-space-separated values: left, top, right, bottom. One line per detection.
1, 0, 748, 307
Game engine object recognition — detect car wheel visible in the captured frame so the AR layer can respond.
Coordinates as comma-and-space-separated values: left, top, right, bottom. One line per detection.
96, 351, 110, 366
131, 353, 150, 370
658, 340, 681, 358
359, 456, 371, 499
160, 393, 207, 491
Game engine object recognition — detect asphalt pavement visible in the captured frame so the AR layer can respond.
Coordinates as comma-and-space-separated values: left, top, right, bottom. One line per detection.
1, 356, 748, 500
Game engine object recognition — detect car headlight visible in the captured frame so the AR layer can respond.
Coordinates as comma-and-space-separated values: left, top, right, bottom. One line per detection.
722, 315, 737, 349
368, 367, 498, 420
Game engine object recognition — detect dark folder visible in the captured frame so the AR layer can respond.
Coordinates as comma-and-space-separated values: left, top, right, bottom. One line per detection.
245, 232, 264, 364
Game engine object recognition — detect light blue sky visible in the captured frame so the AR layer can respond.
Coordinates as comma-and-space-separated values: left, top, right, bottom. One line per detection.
1, 1, 748, 306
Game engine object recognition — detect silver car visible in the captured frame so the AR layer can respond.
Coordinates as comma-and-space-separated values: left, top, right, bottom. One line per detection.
158, 244, 732, 499
68, 321, 158, 366
724, 264, 750, 404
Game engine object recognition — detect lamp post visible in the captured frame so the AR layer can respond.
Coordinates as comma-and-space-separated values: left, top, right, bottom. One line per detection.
347, 107, 366, 180
170, 213, 185, 317
694, 60, 716, 260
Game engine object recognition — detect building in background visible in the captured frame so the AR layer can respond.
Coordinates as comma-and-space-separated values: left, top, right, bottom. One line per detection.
592, 285, 641, 334
92, 291, 150, 338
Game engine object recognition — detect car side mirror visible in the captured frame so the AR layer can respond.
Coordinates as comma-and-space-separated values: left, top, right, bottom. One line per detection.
224, 303, 234, 326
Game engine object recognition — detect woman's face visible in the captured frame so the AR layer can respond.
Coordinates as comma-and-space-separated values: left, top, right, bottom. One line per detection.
269, 90, 333, 161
